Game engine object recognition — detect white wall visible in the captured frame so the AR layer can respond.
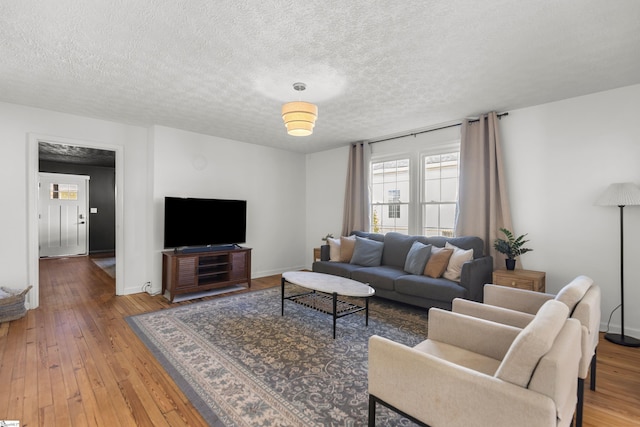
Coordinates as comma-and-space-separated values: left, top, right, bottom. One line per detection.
501, 84, 640, 336
150, 126, 307, 292
0, 101, 150, 306
305, 145, 350, 266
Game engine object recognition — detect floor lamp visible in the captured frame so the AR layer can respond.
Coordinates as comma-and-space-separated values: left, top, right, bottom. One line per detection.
596, 182, 640, 347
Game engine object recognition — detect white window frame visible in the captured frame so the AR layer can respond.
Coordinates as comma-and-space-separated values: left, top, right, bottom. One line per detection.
369, 140, 460, 236
420, 150, 460, 237
370, 154, 414, 235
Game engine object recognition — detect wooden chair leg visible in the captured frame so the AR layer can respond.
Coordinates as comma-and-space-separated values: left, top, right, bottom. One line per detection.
590, 350, 597, 391
576, 377, 584, 427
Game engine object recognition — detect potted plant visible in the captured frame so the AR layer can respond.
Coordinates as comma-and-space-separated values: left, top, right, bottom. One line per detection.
493, 228, 533, 270
321, 233, 334, 244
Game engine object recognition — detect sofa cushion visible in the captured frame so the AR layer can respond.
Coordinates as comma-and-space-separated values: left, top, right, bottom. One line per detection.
327, 237, 341, 261
443, 242, 474, 282
339, 235, 356, 262
312, 261, 364, 278
424, 247, 453, 278
395, 275, 467, 302
404, 241, 432, 275
352, 231, 385, 242
381, 232, 420, 268
351, 266, 407, 291
555, 275, 593, 314
425, 236, 485, 259
495, 300, 569, 387
350, 236, 384, 267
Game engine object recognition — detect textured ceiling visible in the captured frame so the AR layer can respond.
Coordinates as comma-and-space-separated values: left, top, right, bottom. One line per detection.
39, 142, 115, 168
2, 1, 640, 154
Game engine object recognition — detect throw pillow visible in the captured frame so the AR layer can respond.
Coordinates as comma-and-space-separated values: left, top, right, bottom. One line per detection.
496, 300, 569, 387
423, 247, 454, 278
350, 236, 384, 267
443, 242, 474, 282
339, 235, 357, 262
327, 237, 341, 261
404, 241, 433, 275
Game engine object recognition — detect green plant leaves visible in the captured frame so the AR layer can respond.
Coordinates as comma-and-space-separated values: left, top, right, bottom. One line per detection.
493, 228, 533, 259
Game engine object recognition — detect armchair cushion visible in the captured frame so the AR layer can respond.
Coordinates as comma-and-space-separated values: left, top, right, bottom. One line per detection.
554, 275, 593, 314
495, 300, 569, 387
452, 298, 534, 329
426, 308, 520, 360
413, 340, 501, 376
484, 284, 554, 314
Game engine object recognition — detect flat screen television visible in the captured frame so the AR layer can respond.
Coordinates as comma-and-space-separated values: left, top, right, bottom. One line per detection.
163, 197, 247, 249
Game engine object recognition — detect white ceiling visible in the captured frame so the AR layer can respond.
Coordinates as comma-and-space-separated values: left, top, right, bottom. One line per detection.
2, 1, 640, 154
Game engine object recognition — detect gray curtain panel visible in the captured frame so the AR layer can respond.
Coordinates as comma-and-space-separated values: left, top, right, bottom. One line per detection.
455, 112, 514, 269
342, 142, 371, 236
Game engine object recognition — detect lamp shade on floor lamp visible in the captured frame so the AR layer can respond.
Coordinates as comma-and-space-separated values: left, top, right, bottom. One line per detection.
596, 182, 640, 347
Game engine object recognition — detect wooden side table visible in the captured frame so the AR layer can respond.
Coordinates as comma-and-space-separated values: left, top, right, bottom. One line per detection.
313, 247, 321, 262
492, 269, 546, 292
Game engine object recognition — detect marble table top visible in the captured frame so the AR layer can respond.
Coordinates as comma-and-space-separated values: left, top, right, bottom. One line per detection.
282, 271, 375, 298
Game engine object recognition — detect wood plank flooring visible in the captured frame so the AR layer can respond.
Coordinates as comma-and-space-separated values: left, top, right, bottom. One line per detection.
0, 255, 639, 426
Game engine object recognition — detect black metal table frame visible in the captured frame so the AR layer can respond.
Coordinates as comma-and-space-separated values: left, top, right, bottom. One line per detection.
281, 277, 370, 339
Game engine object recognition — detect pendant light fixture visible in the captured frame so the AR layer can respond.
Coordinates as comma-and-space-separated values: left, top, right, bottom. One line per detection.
282, 82, 318, 136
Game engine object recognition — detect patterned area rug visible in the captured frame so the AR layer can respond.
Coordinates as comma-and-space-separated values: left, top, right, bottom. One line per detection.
126, 286, 429, 426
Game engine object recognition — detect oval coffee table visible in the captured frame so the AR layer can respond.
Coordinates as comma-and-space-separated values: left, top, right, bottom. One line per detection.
281, 271, 375, 339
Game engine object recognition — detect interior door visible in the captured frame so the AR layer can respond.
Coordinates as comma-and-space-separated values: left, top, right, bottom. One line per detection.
39, 173, 90, 257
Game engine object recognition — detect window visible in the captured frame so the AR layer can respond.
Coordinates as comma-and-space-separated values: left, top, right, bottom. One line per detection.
370, 159, 410, 234
50, 183, 78, 200
369, 149, 460, 237
422, 153, 459, 237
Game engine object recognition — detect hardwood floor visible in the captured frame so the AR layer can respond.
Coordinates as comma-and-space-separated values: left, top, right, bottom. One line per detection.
0, 256, 639, 426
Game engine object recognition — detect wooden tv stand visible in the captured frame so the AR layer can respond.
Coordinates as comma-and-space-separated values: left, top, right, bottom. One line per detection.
162, 246, 252, 302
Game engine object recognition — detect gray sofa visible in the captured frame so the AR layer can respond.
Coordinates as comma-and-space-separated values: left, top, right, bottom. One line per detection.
312, 231, 493, 310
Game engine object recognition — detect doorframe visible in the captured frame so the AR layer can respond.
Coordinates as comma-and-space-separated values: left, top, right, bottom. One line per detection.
27, 133, 124, 309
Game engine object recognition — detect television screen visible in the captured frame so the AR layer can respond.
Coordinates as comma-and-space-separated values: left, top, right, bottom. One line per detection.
163, 197, 247, 249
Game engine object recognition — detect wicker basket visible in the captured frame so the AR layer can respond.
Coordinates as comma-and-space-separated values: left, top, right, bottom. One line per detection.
0, 285, 32, 323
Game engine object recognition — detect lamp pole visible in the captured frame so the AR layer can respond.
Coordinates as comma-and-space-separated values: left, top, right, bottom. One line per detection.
597, 182, 640, 346
605, 204, 640, 346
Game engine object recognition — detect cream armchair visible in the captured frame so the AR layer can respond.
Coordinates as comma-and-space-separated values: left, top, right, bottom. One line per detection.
368, 300, 581, 427
452, 276, 600, 427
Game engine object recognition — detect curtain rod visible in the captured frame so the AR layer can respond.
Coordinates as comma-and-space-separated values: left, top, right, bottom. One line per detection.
368, 112, 509, 145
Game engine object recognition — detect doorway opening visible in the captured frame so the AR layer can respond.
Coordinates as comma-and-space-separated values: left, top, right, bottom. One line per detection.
27, 134, 124, 309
